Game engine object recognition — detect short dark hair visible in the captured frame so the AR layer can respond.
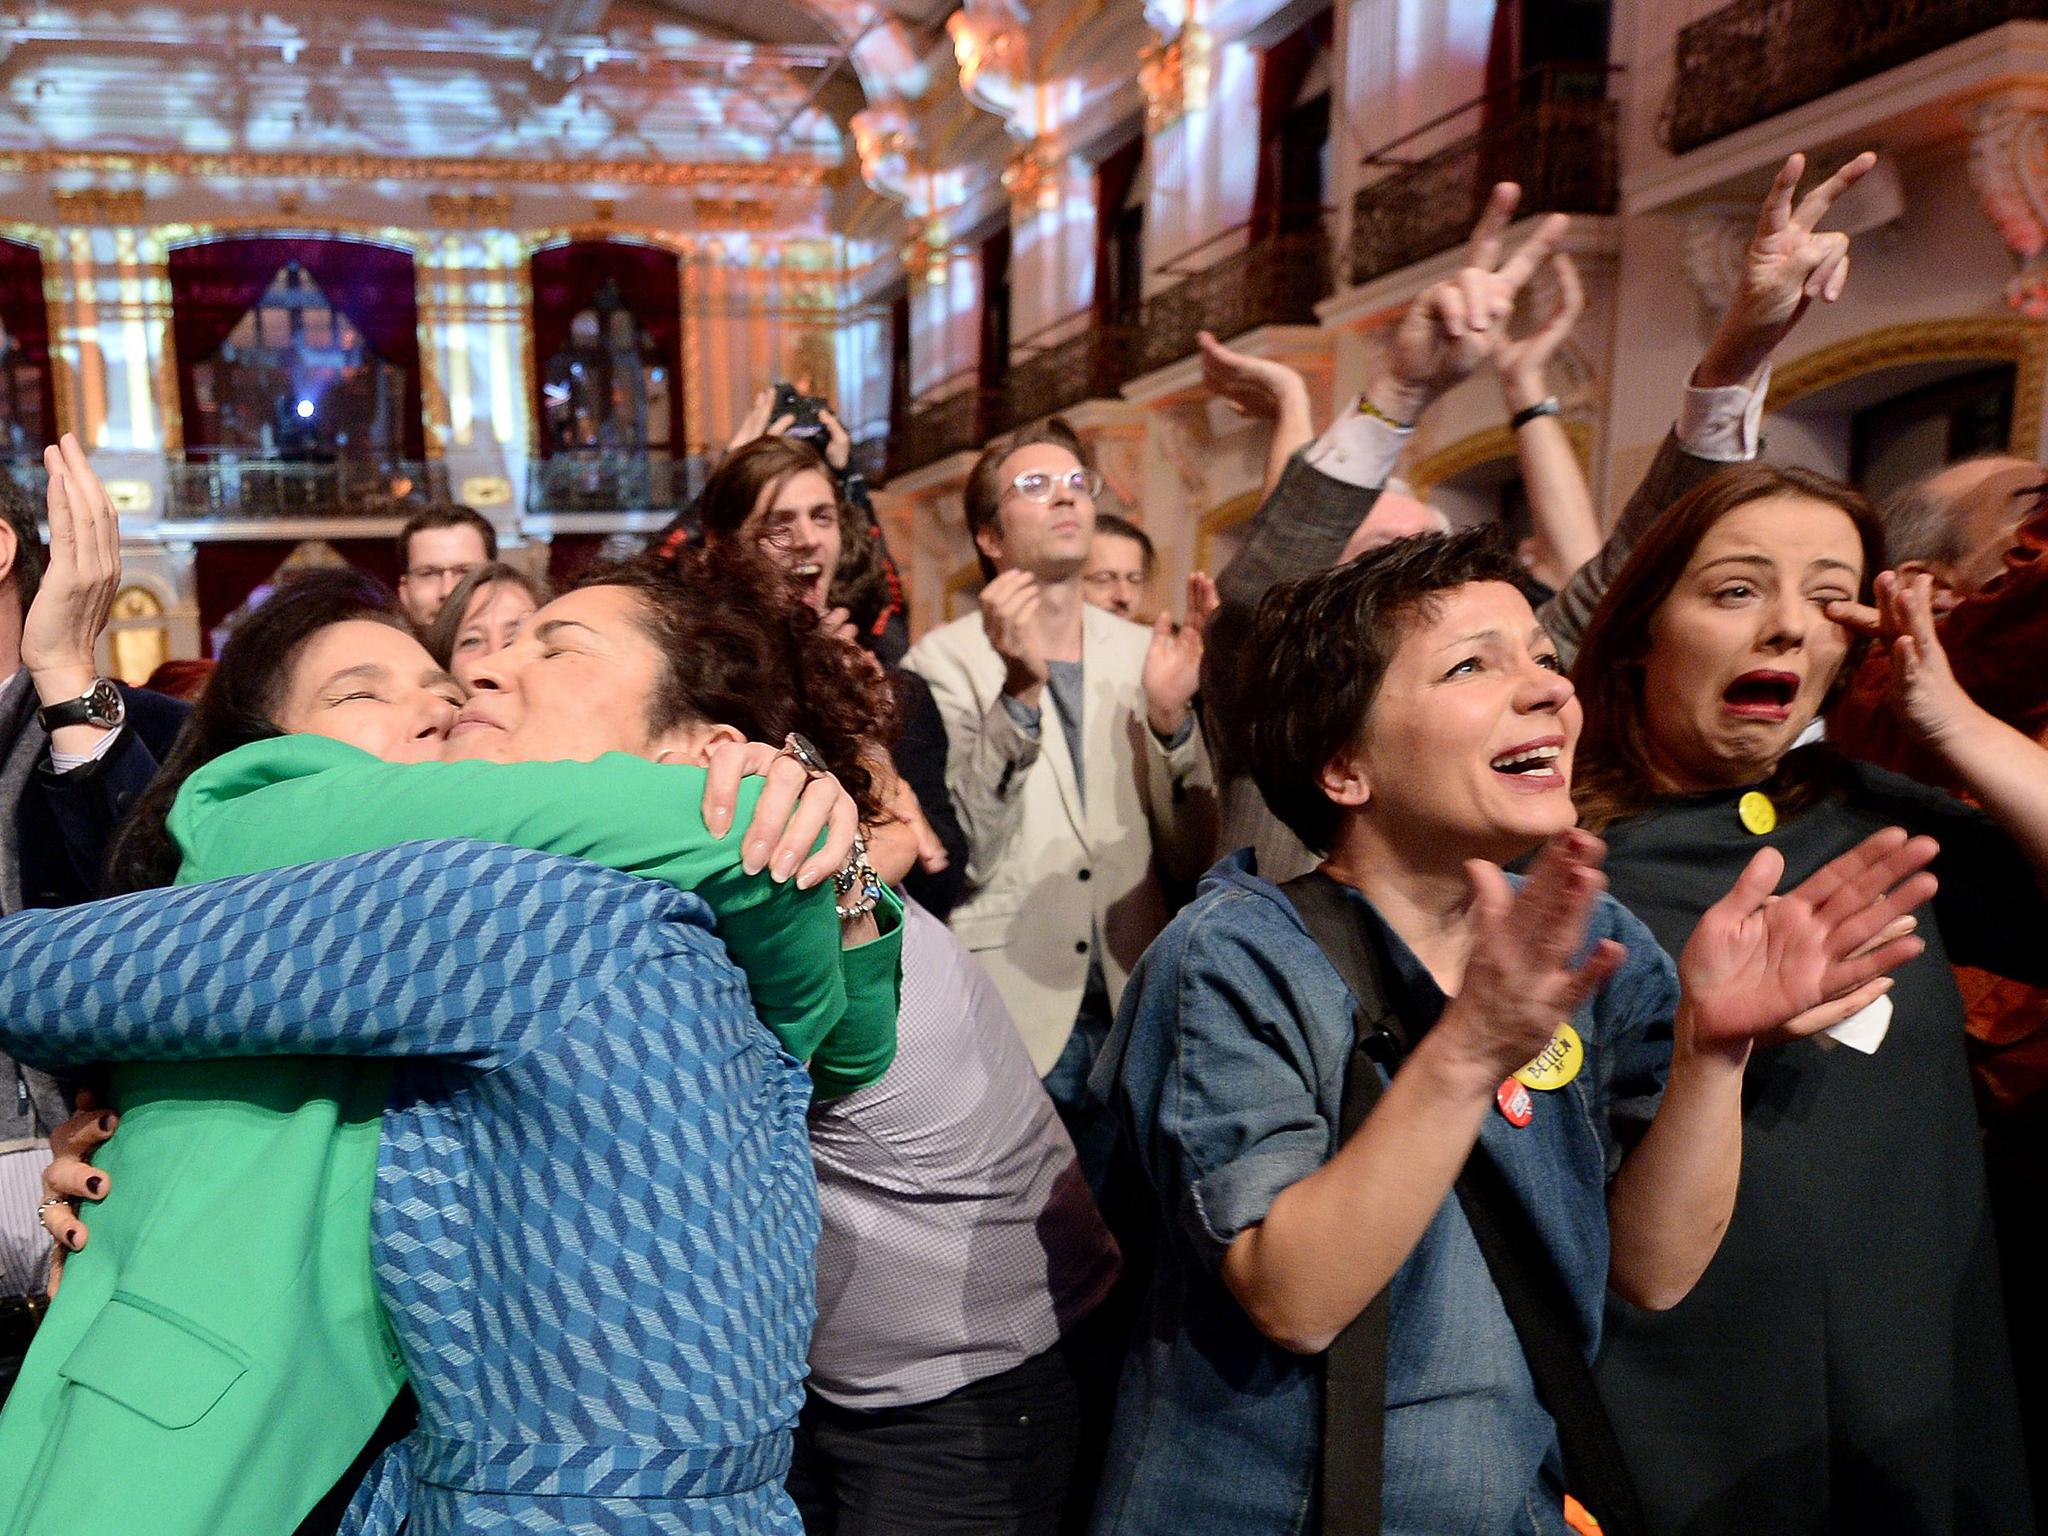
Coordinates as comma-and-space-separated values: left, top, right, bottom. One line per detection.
1242, 528, 1524, 855
1091, 511, 1154, 569
105, 568, 407, 894
421, 561, 552, 669
0, 473, 45, 613
963, 417, 1089, 582
573, 547, 895, 823
397, 504, 498, 570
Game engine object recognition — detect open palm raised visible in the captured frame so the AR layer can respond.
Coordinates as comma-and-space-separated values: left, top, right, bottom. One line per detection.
1679, 826, 1936, 1058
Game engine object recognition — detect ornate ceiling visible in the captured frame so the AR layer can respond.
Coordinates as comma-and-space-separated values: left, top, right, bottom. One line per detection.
0, 0, 949, 168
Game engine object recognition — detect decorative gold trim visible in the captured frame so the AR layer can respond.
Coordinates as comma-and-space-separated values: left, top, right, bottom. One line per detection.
0, 150, 826, 190
427, 192, 515, 228
1766, 316, 2048, 455
1409, 421, 1593, 497
1195, 488, 1261, 574
53, 188, 146, 223
153, 219, 432, 257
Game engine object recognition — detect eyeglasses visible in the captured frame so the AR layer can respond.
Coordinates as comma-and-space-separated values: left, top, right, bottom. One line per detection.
1008, 468, 1103, 504
406, 563, 482, 585
1083, 570, 1145, 590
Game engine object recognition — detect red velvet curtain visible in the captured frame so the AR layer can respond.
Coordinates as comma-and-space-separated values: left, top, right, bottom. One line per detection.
194, 538, 402, 656
168, 237, 426, 461
1093, 136, 1144, 322
1252, 12, 1333, 239
0, 238, 56, 456
529, 241, 685, 455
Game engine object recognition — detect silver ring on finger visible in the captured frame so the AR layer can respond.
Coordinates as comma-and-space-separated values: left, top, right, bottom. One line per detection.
779, 732, 830, 781
35, 1195, 69, 1228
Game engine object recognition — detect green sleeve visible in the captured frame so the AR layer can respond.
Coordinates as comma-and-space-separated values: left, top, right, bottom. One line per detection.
170, 737, 897, 1089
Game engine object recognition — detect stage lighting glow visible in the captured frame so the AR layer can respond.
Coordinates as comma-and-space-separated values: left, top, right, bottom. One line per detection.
295, 398, 315, 418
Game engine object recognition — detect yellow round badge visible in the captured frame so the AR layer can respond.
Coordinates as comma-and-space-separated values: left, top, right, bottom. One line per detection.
1514, 1021, 1584, 1092
1738, 790, 1777, 836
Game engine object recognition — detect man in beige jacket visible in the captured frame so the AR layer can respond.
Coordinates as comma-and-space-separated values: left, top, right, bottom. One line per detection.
906, 423, 1215, 1173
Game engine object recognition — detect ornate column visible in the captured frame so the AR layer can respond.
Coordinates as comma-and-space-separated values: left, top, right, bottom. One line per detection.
1969, 92, 2048, 319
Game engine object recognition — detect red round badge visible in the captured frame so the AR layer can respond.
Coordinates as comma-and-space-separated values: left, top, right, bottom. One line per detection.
1496, 1078, 1534, 1127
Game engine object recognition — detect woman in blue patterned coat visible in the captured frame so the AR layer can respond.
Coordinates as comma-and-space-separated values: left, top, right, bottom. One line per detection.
0, 552, 901, 1535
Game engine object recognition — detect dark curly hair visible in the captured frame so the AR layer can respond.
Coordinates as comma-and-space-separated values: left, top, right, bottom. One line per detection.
576, 548, 897, 823
104, 567, 409, 895
1241, 527, 1526, 855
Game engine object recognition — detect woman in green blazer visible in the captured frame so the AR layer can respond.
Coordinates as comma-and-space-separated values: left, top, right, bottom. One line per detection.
1, 556, 900, 1536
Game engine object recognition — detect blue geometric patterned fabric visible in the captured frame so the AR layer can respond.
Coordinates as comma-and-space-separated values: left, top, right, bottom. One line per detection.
0, 840, 817, 1535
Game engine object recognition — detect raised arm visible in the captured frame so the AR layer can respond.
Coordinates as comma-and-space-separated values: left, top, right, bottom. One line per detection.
0, 843, 658, 1073
171, 738, 897, 1092
1538, 150, 1877, 663
1491, 252, 1600, 590
1197, 331, 1316, 505
1832, 571, 2048, 879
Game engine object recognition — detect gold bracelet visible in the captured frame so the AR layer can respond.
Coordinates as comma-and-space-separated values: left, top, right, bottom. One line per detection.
1353, 393, 1415, 432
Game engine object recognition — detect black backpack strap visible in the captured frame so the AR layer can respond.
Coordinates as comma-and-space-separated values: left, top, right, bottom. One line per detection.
1454, 1156, 1648, 1536
1279, 870, 1647, 1536
1279, 871, 1399, 1536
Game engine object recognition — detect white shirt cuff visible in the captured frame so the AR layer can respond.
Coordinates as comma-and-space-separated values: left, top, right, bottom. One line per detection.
1302, 402, 1411, 489
50, 723, 124, 774
1677, 363, 1770, 463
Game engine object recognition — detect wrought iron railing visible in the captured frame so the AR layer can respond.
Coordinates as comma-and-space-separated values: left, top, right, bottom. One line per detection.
526, 448, 704, 514
166, 456, 451, 521
1670, 0, 2048, 152
885, 216, 1333, 479
1351, 65, 1619, 287
885, 382, 994, 480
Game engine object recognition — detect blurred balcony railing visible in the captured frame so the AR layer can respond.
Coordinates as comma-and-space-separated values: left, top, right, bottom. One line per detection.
1350, 64, 1619, 288
886, 371, 994, 480
1669, 0, 2048, 152
885, 216, 1332, 479
167, 455, 451, 521
527, 447, 703, 515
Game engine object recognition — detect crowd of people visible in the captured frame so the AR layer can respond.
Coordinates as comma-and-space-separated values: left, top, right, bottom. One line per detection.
0, 145, 2042, 1536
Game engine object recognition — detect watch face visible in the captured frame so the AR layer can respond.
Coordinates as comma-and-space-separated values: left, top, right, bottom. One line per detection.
86, 678, 124, 728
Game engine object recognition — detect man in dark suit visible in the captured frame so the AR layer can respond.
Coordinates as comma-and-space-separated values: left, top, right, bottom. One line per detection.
0, 438, 187, 1396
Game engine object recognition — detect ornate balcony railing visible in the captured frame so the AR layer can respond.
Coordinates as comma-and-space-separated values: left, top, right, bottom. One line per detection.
166, 456, 451, 521
886, 380, 993, 480
884, 216, 1333, 479
527, 448, 703, 515
1670, 0, 2048, 152
1351, 65, 1619, 288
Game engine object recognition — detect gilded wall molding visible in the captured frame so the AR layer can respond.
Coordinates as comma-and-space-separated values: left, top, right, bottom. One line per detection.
427, 192, 516, 228
0, 150, 826, 190
1194, 487, 1260, 575
1409, 421, 1593, 498
1766, 316, 2048, 455
53, 188, 147, 224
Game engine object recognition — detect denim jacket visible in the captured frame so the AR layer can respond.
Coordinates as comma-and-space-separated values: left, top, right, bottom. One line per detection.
1088, 850, 1676, 1536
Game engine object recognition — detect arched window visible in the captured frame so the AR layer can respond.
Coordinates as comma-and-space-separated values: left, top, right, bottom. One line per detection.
188, 260, 408, 461
539, 278, 670, 453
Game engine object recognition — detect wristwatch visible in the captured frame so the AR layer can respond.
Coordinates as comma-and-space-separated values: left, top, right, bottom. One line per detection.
37, 677, 125, 732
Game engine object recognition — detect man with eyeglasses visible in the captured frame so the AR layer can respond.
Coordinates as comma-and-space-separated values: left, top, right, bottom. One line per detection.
906, 422, 1216, 1184
1082, 512, 1156, 622
395, 504, 497, 629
